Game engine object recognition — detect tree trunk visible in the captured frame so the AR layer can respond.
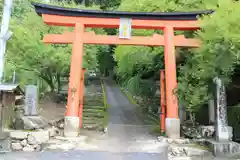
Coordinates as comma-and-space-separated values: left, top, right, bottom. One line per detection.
56, 72, 61, 93
39, 72, 55, 92
189, 112, 196, 126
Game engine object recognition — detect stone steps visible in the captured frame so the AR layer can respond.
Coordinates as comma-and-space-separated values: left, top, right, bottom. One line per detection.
82, 124, 104, 130
83, 109, 105, 113
83, 105, 105, 110
82, 80, 106, 131
83, 112, 105, 118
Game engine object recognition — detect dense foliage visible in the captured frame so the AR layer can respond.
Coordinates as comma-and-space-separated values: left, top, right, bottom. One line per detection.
55, 0, 121, 10
1, 0, 107, 92
1, 0, 239, 112
115, 0, 240, 112
178, 0, 240, 111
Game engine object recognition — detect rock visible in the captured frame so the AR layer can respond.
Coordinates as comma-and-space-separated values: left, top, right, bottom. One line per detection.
10, 131, 29, 140
181, 125, 202, 139
167, 139, 174, 144
35, 144, 41, 152
169, 156, 191, 160
184, 147, 211, 157
0, 136, 11, 152
21, 116, 50, 130
199, 126, 215, 138
157, 136, 174, 144
55, 136, 87, 142
15, 97, 24, 105
46, 143, 75, 151
157, 136, 164, 142
32, 144, 38, 148
30, 131, 50, 143
169, 146, 186, 156
20, 139, 27, 147
193, 139, 206, 146
11, 142, 23, 150
47, 127, 59, 137
174, 139, 191, 144
56, 119, 64, 129
103, 127, 108, 133
27, 135, 37, 145
11, 139, 20, 143
58, 123, 64, 129
12, 118, 24, 130
22, 145, 35, 152
199, 125, 233, 140
196, 135, 202, 139
60, 143, 75, 151
32, 144, 41, 151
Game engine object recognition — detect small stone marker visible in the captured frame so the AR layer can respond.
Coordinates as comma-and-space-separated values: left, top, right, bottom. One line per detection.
213, 77, 229, 142
24, 85, 38, 116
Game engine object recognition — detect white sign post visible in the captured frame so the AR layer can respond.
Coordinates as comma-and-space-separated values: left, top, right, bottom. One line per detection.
25, 85, 38, 116
0, 0, 13, 83
119, 18, 132, 39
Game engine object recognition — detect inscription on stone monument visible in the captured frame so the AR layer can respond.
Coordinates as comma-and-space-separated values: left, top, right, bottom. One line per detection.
24, 85, 38, 116
214, 77, 229, 142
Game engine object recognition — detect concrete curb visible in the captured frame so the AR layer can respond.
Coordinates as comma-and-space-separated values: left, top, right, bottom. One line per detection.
120, 87, 139, 106
100, 78, 109, 130
100, 78, 108, 109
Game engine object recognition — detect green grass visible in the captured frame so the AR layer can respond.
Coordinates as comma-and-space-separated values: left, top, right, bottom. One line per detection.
100, 78, 108, 109
151, 125, 161, 134
120, 88, 138, 105
100, 78, 109, 128
193, 144, 211, 151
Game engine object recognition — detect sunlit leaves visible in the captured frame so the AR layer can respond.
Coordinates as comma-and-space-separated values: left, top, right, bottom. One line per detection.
177, 0, 240, 110
3, 0, 106, 91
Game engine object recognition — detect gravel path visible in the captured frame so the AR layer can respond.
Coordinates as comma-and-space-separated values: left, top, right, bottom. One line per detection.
95, 79, 167, 154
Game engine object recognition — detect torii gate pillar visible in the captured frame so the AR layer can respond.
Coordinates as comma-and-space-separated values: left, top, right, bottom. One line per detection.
164, 26, 180, 138
64, 23, 84, 137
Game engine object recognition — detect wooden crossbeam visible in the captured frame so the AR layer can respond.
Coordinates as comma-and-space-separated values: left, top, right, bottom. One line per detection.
42, 14, 200, 30
43, 32, 200, 47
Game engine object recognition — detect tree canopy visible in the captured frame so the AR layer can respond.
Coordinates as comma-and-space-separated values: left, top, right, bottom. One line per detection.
114, 0, 240, 111
0, 0, 239, 111
2, 0, 107, 92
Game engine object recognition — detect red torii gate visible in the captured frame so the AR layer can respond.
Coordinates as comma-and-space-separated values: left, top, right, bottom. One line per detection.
33, 3, 213, 138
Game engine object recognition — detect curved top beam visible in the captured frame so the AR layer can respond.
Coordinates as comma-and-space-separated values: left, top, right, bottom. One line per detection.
32, 2, 214, 20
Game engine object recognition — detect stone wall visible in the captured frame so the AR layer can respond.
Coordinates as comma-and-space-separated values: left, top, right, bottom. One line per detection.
10, 128, 58, 152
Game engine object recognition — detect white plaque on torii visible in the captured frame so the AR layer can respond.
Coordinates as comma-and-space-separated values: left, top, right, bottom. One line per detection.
119, 18, 132, 39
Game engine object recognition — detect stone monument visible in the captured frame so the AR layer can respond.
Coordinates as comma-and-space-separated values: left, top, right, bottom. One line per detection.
213, 77, 229, 142
208, 98, 215, 124
24, 85, 38, 116
201, 78, 240, 157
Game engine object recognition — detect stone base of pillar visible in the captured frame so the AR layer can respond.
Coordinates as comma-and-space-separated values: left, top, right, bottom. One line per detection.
166, 118, 180, 139
64, 116, 80, 137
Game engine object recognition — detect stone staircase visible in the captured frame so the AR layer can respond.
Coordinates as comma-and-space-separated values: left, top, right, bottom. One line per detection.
82, 79, 107, 131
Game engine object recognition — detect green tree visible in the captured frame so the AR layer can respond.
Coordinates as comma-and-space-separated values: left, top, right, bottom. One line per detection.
115, 0, 240, 113
3, 0, 106, 92
178, 0, 240, 111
